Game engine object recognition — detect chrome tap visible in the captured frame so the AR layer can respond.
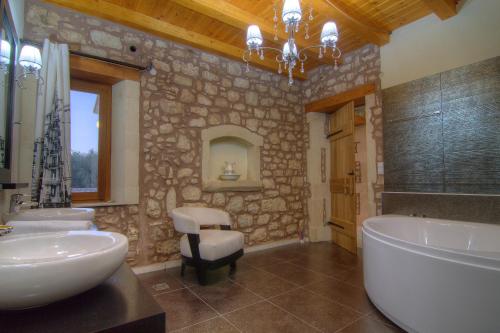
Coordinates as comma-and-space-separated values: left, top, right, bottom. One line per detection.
9, 193, 34, 213
0, 225, 13, 236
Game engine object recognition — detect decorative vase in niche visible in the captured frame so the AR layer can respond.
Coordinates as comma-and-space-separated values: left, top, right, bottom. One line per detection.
220, 162, 240, 181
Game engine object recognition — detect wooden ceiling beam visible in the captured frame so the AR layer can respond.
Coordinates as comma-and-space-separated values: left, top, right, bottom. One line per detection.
43, 0, 307, 79
170, 0, 328, 64
312, 0, 391, 46
70, 54, 140, 84
421, 0, 458, 20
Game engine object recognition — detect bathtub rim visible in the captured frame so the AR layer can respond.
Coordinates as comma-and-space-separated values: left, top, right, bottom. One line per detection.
362, 215, 500, 271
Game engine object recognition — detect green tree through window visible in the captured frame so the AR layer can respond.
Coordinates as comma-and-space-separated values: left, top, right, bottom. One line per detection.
71, 149, 98, 192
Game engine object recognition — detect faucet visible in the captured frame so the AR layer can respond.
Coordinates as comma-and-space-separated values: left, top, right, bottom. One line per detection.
0, 225, 13, 237
9, 193, 36, 213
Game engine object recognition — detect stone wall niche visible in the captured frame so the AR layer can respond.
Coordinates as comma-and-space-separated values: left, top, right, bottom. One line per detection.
202, 125, 263, 192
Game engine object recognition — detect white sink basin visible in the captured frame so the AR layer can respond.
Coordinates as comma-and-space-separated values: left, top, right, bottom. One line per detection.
0, 230, 128, 310
3, 208, 95, 222
6, 220, 95, 235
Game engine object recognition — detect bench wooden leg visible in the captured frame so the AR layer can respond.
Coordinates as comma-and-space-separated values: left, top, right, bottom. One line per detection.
180, 262, 186, 277
196, 266, 207, 285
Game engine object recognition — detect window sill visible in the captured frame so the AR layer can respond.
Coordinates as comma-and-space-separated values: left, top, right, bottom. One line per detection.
72, 201, 137, 208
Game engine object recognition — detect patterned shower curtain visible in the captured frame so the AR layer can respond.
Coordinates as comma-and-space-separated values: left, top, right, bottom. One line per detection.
31, 39, 72, 208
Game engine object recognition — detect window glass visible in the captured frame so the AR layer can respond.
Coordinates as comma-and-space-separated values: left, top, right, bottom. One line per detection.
70, 90, 99, 193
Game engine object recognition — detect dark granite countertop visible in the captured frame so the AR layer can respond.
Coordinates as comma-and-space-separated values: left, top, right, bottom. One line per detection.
0, 264, 165, 333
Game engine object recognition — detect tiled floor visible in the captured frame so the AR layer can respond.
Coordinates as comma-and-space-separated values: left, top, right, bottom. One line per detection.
138, 242, 405, 333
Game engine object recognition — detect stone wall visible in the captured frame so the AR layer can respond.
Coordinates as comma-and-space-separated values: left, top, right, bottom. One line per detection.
93, 205, 141, 266
24, 0, 308, 266
302, 45, 384, 214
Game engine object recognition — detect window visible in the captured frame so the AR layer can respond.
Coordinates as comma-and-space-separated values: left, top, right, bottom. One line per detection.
68, 54, 141, 205
70, 79, 111, 202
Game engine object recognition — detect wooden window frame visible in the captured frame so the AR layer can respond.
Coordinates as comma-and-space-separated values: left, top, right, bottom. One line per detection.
70, 78, 112, 203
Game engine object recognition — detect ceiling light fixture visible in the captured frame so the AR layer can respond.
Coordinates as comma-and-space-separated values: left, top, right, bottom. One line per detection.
244, 0, 341, 85
0, 40, 11, 74
17, 44, 43, 88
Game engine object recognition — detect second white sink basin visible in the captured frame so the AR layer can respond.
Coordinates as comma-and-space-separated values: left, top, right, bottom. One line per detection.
3, 208, 95, 222
6, 220, 95, 235
0, 230, 128, 310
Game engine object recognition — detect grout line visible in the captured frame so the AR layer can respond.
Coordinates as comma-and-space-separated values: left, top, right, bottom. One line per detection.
184, 286, 223, 316
285, 259, 366, 291
243, 254, 362, 291
151, 286, 187, 297
264, 299, 323, 332
332, 313, 371, 333
220, 315, 244, 333
168, 316, 221, 333
186, 279, 266, 318
302, 286, 365, 316
167, 243, 369, 332
318, 273, 366, 292
439, 71, 446, 193
227, 280, 265, 298
240, 261, 366, 317
286, 258, 354, 278
264, 286, 305, 302
240, 262, 302, 286
228, 268, 303, 290
366, 311, 402, 330
228, 274, 303, 301
264, 286, 303, 300
219, 299, 267, 316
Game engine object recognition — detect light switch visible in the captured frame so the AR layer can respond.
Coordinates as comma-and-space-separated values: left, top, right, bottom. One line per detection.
377, 162, 384, 175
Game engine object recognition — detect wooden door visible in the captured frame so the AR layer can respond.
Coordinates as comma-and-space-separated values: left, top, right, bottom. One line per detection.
330, 101, 357, 254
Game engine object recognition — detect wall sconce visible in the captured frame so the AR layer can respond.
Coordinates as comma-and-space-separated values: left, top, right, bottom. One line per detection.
17, 44, 43, 88
0, 39, 11, 74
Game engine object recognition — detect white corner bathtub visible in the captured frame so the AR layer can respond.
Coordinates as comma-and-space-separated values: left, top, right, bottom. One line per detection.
362, 215, 500, 333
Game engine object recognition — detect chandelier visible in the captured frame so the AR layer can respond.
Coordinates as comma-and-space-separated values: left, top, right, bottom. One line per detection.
244, 0, 341, 86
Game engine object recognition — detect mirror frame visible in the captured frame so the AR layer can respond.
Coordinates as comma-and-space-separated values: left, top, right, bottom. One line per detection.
0, 0, 18, 182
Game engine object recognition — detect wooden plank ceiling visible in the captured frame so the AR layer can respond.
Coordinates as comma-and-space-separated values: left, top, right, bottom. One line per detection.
44, 0, 459, 79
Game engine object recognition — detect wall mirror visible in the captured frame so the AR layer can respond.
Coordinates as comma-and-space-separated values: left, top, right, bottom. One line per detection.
0, 0, 16, 181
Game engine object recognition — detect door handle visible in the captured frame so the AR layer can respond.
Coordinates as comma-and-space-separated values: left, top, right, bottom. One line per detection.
327, 129, 343, 139
332, 129, 343, 135
327, 221, 345, 229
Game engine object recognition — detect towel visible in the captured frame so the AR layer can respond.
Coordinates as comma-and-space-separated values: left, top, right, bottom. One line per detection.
6, 220, 93, 235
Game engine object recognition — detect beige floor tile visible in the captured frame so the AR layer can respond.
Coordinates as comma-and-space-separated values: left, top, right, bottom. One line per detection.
224, 301, 318, 333
155, 289, 217, 331
173, 317, 239, 333
305, 277, 374, 314
230, 267, 297, 298
138, 270, 185, 295
338, 316, 405, 333
259, 262, 326, 286
270, 288, 362, 332
190, 280, 262, 314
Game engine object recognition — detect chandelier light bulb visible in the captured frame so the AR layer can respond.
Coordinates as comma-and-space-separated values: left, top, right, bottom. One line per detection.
0, 40, 11, 65
282, 41, 298, 59
320, 21, 339, 45
246, 25, 263, 48
282, 0, 302, 25
283, 43, 289, 58
19, 45, 42, 70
